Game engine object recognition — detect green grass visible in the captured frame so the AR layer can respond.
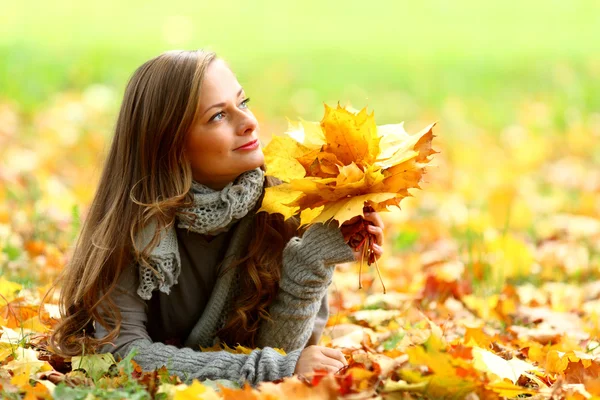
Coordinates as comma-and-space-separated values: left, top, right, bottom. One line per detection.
2, 0, 600, 128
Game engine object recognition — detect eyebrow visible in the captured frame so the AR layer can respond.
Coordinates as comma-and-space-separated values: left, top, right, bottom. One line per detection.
201, 88, 244, 118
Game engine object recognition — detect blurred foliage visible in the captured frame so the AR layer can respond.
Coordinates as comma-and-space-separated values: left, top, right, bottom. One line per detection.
1, 0, 599, 307
2, 0, 600, 127
1, 2, 600, 398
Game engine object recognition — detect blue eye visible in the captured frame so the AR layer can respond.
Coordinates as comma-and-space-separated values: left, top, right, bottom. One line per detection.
210, 112, 224, 122
209, 98, 250, 122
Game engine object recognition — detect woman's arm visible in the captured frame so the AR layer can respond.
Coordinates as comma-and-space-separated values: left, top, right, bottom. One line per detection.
108, 338, 301, 385
94, 264, 301, 385
255, 222, 355, 352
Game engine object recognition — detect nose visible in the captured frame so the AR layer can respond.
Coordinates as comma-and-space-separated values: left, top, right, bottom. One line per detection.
237, 111, 258, 136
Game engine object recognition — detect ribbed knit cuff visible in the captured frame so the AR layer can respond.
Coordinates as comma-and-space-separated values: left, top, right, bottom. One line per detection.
278, 223, 354, 300
295, 222, 356, 265
124, 339, 303, 386
282, 348, 303, 378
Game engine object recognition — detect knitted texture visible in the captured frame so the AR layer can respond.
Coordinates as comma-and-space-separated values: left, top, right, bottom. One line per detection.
95, 169, 357, 385
255, 222, 356, 351
135, 168, 264, 300
178, 168, 264, 234
99, 219, 356, 386
124, 339, 303, 385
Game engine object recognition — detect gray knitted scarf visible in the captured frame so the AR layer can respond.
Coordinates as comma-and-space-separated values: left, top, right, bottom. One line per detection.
134, 167, 265, 300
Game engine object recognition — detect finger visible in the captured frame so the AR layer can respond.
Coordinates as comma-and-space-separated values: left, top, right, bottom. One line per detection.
364, 212, 384, 230
363, 212, 384, 230
366, 225, 384, 245
371, 243, 384, 257
319, 357, 345, 368
320, 347, 348, 365
318, 359, 346, 372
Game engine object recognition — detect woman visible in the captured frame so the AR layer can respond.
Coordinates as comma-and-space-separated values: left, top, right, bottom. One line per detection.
49, 50, 385, 385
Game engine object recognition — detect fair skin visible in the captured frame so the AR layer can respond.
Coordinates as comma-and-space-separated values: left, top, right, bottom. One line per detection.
185, 57, 385, 377
186, 58, 264, 190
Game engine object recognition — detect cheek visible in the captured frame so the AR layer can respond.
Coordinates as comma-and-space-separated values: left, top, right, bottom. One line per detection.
185, 133, 207, 166
186, 131, 229, 160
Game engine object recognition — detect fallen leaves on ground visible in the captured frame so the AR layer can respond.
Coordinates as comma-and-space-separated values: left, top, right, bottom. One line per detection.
1, 90, 600, 399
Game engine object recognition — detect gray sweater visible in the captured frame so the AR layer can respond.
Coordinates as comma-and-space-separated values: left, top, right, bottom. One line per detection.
94, 212, 356, 385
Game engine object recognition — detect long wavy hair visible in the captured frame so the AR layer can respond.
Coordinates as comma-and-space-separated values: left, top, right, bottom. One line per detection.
48, 49, 300, 356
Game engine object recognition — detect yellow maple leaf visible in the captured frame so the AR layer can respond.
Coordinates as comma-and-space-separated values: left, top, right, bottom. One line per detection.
545, 350, 597, 374
285, 118, 325, 149
406, 335, 456, 377
0, 277, 23, 303
262, 136, 309, 181
260, 103, 437, 226
376, 122, 434, 168
19, 315, 51, 333
0, 342, 14, 362
471, 347, 538, 384
321, 104, 380, 167
310, 193, 397, 227
464, 324, 494, 349
10, 362, 32, 388
486, 380, 537, 397
259, 186, 303, 220
173, 380, 221, 400
5, 347, 53, 382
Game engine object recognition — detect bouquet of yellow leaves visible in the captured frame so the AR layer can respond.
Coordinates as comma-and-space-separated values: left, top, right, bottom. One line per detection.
259, 103, 436, 224
259, 104, 436, 289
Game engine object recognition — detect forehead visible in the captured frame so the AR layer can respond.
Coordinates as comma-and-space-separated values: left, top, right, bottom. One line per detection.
198, 59, 241, 104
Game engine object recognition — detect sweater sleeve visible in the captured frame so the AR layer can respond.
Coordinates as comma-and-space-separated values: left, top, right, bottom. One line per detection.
93, 263, 301, 386
108, 338, 301, 386
255, 222, 356, 352
306, 292, 330, 347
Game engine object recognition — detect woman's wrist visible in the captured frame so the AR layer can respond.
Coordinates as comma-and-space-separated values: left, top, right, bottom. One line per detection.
288, 222, 356, 267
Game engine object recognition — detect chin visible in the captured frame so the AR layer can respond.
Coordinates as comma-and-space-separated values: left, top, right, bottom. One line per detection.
238, 161, 265, 175
248, 153, 265, 170
230, 151, 264, 175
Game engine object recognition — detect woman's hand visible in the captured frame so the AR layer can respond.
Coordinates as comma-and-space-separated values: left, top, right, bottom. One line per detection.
294, 345, 347, 376
339, 210, 385, 263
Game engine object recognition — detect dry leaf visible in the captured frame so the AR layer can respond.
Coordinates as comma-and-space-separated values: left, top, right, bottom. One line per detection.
259, 104, 436, 226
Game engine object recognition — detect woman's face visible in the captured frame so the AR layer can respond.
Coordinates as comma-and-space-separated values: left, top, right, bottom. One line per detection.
185, 58, 264, 190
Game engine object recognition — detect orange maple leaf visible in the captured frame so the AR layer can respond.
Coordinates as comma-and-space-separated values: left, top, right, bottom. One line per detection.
259, 103, 437, 227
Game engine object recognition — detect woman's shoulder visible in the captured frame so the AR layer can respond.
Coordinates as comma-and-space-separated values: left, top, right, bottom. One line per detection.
110, 261, 141, 298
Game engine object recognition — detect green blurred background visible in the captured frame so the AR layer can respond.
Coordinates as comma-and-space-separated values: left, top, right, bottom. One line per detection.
2, 0, 599, 130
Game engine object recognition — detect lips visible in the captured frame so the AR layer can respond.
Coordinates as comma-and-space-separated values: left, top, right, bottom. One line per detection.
234, 139, 258, 150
